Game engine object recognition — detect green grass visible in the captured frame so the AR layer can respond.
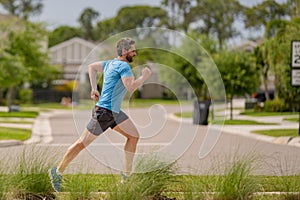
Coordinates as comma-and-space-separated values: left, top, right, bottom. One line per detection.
109, 155, 177, 200
175, 111, 193, 118
216, 119, 278, 125
284, 117, 299, 122
241, 110, 298, 117
55, 174, 300, 199
22, 102, 74, 110
0, 127, 31, 140
1, 167, 300, 199
0, 111, 38, 118
252, 129, 298, 137
125, 98, 188, 108
0, 119, 34, 124
175, 112, 277, 125
0, 147, 58, 199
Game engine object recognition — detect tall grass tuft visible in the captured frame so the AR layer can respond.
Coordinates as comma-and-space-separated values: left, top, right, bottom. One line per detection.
109, 155, 178, 200
184, 154, 261, 200
214, 155, 260, 200
5, 146, 57, 199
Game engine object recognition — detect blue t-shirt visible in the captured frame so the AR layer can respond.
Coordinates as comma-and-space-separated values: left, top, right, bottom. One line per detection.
96, 58, 133, 113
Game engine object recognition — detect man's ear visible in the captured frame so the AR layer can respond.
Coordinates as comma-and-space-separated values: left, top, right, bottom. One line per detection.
121, 49, 128, 56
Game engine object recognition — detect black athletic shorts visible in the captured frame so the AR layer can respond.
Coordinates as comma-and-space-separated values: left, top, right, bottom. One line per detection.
86, 106, 129, 136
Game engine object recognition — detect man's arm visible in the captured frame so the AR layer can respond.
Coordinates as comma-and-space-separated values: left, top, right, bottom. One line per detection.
88, 61, 104, 101
122, 67, 152, 93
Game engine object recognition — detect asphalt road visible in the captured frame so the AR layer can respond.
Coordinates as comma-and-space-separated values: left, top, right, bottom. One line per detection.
1, 105, 300, 176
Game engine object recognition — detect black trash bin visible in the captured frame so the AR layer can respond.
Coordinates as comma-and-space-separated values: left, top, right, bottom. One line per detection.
193, 100, 210, 125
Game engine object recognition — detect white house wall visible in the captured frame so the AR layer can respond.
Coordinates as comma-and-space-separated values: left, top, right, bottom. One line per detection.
49, 37, 101, 84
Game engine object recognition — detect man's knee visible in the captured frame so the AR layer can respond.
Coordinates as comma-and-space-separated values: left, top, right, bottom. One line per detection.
128, 133, 139, 143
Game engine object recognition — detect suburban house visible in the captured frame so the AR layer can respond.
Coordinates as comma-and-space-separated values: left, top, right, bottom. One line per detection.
49, 37, 100, 84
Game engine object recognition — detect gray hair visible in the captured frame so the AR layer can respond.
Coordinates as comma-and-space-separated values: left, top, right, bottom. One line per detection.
117, 38, 135, 56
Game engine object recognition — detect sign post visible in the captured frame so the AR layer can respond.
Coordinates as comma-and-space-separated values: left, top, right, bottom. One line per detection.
291, 40, 300, 135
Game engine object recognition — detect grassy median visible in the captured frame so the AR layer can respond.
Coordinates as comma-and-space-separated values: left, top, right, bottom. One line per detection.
0, 127, 31, 141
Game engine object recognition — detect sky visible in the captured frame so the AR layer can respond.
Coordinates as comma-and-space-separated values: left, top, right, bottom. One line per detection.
0, 0, 287, 29
0, 0, 287, 44
32, 0, 162, 29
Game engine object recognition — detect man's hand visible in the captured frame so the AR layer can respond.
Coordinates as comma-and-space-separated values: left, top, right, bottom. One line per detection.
142, 67, 152, 79
91, 90, 100, 101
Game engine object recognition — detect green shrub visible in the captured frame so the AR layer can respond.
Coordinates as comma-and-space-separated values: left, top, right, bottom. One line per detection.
264, 98, 287, 112
19, 89, 33, 104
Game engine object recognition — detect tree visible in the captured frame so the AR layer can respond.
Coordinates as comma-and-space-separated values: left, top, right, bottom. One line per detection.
78, 7, 99, 40
161, 0, 194, 33
114, 6, 167, 32
287, 0, 300, 18
0, 19, 59, 106
93, 6, 168, 48
157, 31, 219, 100
48, 26, 83, 47
244, 0, 289, 32
261, 18, 300, 111
214, 50, 260, 119
94, 17, 117, 42
190, 0, 243, 49
0, 0, 43, 20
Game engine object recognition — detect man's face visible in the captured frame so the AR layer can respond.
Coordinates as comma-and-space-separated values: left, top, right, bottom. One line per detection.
125, 45, 136, 63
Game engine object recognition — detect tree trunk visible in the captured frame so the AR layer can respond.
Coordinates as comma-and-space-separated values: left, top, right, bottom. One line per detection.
262, 66, 270, 101
6, 86, 16, 107
0, 89, 4, 105
230, 96, 233, 120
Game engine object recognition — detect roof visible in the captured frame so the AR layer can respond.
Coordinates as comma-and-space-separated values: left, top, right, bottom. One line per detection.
49, 37, 98, 52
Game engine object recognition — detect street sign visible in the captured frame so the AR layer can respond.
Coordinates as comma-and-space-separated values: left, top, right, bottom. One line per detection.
291, 41, 300, 136
291, 69, 300, 86
291, 41, 300, 68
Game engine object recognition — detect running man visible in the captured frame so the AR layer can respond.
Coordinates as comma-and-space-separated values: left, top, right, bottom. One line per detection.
49, 37, 152, 192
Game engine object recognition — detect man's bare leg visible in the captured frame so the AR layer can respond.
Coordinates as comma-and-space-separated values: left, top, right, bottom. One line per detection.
113, 118, 139, 175
57, 128, 97, 174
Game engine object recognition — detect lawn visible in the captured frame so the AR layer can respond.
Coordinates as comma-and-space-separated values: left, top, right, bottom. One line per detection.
0, 111, 38, 118
0, 110, 37, 141
284, 117, 299, 122
241, 110, 298, 117
125, 98, 188, 108
0, 127, 31, 141
175, 112, 277, 125
214, 119, 278, 125
0, 119, 34, 124
252, 129, 298, 137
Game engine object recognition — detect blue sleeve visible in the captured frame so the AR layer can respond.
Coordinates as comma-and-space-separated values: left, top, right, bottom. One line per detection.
120, 63, 133, 78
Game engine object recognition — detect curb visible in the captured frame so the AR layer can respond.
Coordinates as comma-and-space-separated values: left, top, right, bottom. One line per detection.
0, 111, 54, 148
0, 140, 23, 147
24, 111, 53, 144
